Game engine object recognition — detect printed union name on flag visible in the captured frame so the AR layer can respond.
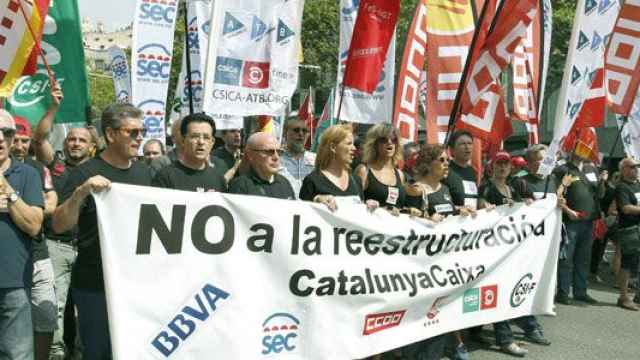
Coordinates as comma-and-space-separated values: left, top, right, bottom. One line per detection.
0, 0, 42, 96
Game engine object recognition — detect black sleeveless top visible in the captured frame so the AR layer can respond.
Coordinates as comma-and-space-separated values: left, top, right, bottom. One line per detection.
363, 168, 406, 208
406, 184, 457, 216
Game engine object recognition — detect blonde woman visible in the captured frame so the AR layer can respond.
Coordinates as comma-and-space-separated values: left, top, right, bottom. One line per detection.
299, 124, 377, 211
354, 124, 406, 213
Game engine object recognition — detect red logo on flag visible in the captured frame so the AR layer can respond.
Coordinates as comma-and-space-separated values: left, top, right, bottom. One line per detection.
242, 61, 270, 89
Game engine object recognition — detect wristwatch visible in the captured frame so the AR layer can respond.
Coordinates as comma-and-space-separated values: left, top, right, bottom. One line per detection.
8, 192, 18, 204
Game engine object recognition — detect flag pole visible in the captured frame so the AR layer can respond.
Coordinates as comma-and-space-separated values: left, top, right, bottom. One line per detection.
183, 0, 194, 115
607, 116, 627, 170
17, 0, 56, 87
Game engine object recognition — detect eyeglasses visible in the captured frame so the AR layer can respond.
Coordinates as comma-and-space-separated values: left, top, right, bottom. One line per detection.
250, 148, 283, 156
377, 137, 397, 144
186, 133, 214, 142
0, 127, 16, 139
117, 127, 147, 139
290, 127, 309, 134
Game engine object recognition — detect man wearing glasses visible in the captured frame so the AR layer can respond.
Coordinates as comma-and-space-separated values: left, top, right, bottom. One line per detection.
153, 113, 226, 192
229, 132, 295, 199
280, 118, 315, 198
51, 103, 152, 360
0, 109, 45, 360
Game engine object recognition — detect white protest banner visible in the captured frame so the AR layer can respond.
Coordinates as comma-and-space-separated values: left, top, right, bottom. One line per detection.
95, 184, 561, 360
202, 0, 304, 116
108, 46, 132, 104
131, 0, 179, 146
334, 0, 395, 124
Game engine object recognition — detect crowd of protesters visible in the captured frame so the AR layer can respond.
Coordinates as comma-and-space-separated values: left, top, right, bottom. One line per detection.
0, 89, 639, 360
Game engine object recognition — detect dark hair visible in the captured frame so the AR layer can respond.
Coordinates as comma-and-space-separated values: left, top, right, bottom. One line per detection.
143, 139, 166, 154
101, 103, 143, 143
447, 130, 473, 148
180, 113, 216, 136
413, 143, 446, 176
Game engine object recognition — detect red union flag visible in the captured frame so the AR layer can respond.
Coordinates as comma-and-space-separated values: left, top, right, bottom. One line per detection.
605, 0, 640, 116
459, 0, 537, 116
456, 82, 512, 144
343, 0, 400, 93
392, 0, 426, 144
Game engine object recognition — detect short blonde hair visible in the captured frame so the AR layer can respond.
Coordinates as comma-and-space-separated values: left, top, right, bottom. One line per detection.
361, 124, 403, 166
315, 124, 353, 170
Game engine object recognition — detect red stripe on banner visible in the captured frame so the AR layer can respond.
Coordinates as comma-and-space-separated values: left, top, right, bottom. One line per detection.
22, 0, 50, 76
392, 0, 427, 144
343, 0, 400, 94
605, 0, 640, 116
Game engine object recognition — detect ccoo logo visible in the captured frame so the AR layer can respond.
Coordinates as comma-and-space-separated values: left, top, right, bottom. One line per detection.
261, 312, 300, 355
137, 43, 172, 80
139, 0, 177, 25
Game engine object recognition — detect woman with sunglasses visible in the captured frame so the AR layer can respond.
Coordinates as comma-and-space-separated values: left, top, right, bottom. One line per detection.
299, 124, 377, 211
405, 144, 466, 222
354, 124, 406, 214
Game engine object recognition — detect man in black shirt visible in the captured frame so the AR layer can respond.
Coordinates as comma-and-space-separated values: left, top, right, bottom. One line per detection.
229, 132, 295, 199
444, 130, 479, 213
153, 113, 226, 192
32, 87, 96, 359
512, 144, 560, 200
212, 128, 243, 180
52, 103, 153, 360
614, 158, 640, 310
553, 150, 600, 305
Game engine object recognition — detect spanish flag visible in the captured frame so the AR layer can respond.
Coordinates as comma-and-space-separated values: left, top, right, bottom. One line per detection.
0, 0, 43, 96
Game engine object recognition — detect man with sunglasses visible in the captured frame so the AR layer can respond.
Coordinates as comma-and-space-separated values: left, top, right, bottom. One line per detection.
280, 118, 315, 198
153, 113, 226, 192
52, 103, 152, 360
0, 109, 45, 360
229, 132, 295, 199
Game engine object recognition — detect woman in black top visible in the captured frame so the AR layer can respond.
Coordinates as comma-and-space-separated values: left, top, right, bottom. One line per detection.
354, 124, 406, 213
479, 152, 530, 208
299, 124, 378, 211
405, 143, 467, 221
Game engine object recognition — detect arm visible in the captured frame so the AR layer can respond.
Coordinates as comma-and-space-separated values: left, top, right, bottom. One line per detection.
52, 176, 111, 234
33, 88, 63, 165
354, 164, 368, 190
43, 191, 57, 218
223, 158, 242, 185
1, 175, 44, 238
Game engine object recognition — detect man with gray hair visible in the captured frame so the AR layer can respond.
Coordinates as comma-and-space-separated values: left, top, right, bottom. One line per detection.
229, 132, 294, 199
142, 139, 165, 165
279, 118, 315, 198
0, 109, 45, 360
52, 103, 152, 359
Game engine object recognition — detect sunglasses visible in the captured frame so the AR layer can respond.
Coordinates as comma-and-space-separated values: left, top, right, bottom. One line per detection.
117, 127, 147, 139
378, 137, 397, 144
290, 127, 309, 134
0, 127, 16, 139
250, 148, 284, 156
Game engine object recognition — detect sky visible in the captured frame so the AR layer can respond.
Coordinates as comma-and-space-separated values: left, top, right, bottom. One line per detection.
79, 0, 137, 31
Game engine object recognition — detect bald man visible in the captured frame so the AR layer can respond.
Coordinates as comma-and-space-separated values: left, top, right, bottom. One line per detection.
614, 157, 640, 310
228, 132, 294, 199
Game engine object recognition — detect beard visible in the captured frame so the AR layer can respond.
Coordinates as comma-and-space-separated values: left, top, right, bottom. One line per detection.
288, 141, 305, 154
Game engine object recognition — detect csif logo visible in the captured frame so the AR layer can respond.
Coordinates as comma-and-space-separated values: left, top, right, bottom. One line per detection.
139, 0, 177, 25
261, 312, 301, 355
510, 273, 537, 308
137, 43, 172, 80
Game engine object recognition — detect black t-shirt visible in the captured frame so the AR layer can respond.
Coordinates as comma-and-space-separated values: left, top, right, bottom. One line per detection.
553, 163, 599, 221
211, 146, 236, 172
479, 180, 522, 206
363, 168, 406, 208
44, 158, 78, 243
406, 184, 456, 216
299, 170, 364, 201
601, 182, 617, 215
22, 158, 53, 262
512, 173, 558, 200
62, 156, 152, 291
615, 180, 640, 228
229, 169, 295, 200
444, 161, 478, 209
152, 161, 227, 192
